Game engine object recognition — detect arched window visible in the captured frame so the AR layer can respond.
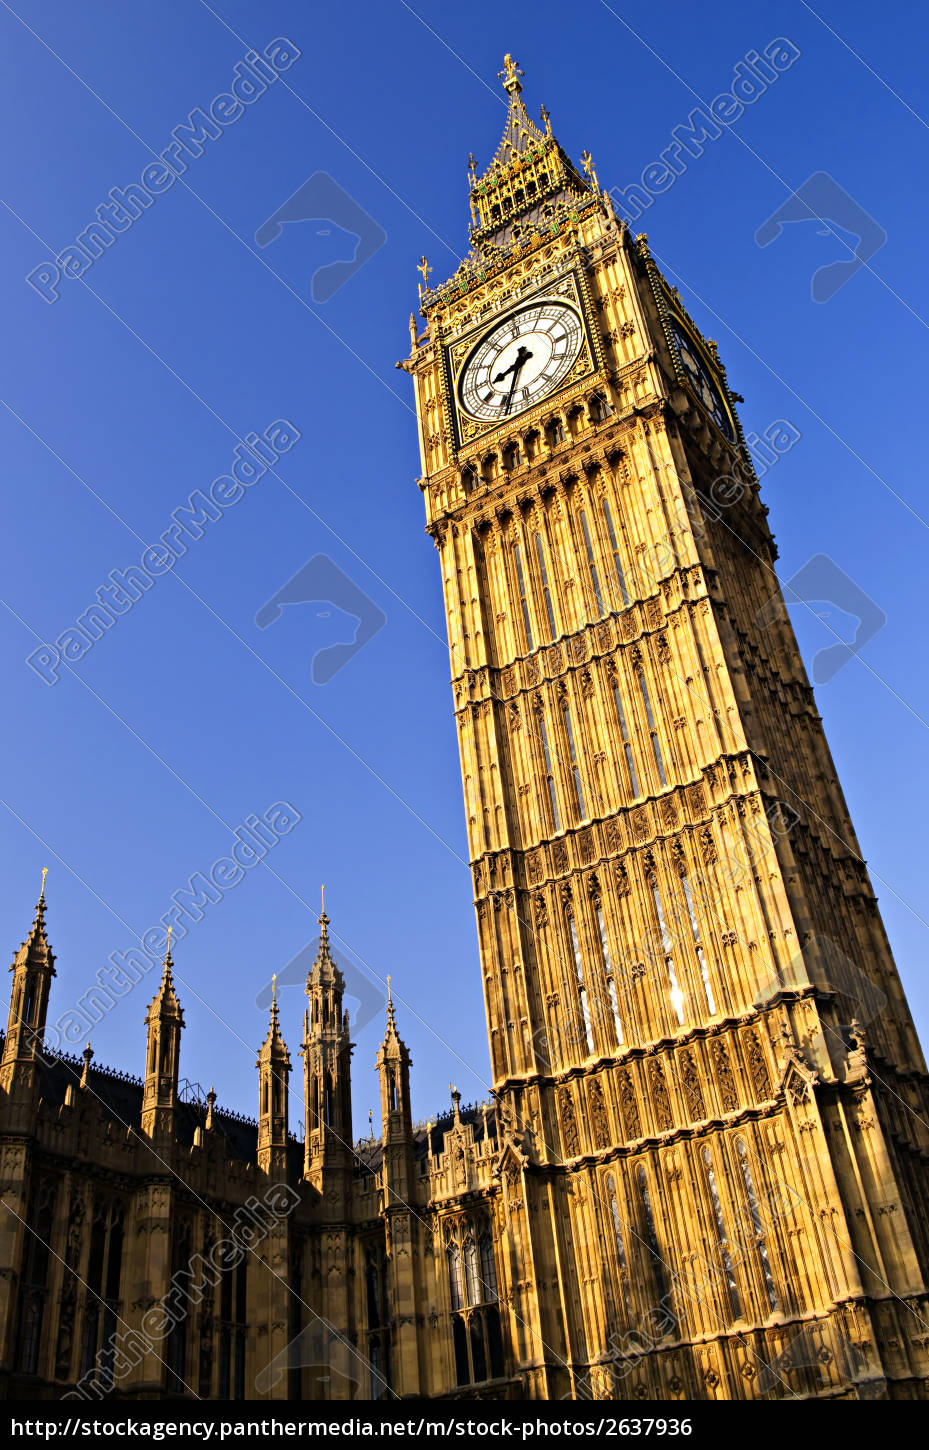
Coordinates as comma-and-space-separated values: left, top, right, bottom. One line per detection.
680, 873, 716, 1015
595, 904, 623, 1045
637, 670, 668, 786
601, 498, 630, 607
561, 702, 586, 819
702, 1147, 742, 1321
538, 712, 561, 831
651, 880, 685, 1027
613, 685, 640, 798
567, 915, 593, 1054
480, 1233, 497, 1301
447, 1242, 463, 1311
636, 1163, 675, 1333
463, 1237, 480, 1305
534, 533, 558, 640
736, 1138, 779, 1313
606, 1174, 627, 1268
512, 540, 534, 651
579, 509, 604, 617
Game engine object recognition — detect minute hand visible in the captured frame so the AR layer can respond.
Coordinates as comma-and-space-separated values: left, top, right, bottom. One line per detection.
500, 346, 532, 414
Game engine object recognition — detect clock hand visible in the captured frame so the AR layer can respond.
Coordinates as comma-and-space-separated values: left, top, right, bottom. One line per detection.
493, 344, 533, 384
496, 346, 533, 414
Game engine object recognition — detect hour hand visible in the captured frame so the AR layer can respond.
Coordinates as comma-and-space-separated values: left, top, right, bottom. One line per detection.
493, 344, 532, 384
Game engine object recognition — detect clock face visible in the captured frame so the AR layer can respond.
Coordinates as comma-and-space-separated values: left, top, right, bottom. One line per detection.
669, 318, 734, 442
458, 299, 585, 423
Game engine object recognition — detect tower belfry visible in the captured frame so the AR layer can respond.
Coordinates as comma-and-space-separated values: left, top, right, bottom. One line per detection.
406, 55, 929, 1400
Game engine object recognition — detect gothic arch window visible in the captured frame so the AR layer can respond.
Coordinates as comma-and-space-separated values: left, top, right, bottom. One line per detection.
512, 539, 534, 651
636, 1162, 675, 1333
601, 497, 630, 608
546, 417, 565, 448
735, 1137, 779, 1313
567, 913, 594, 1055
605, 1172, 631, 1320
590, 392, 612, 423
578, 508, 605, 617
480, 1232, 497, 1300
594, 903, 623, 1045
216, 1241, 247, 1399
560, 700, 586, 820
504, 441, 521, 471
612, 684, 640, 799
78, 1194, 125, 1392
650, 879, 685, 1027
463, 1237, 480, 1305
637, 668, 668, 787
446, 1220, 505, 1385
533, 532, 558, 641
702, 1147, 742, 1322
22, 974, 36, 1026
538, 710, 561, 832
447, 1241, 464, 1311
679, 872, 716, 1015
15, 1174, 57, 1376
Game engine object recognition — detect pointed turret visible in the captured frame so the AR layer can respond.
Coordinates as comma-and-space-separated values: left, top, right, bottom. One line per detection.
257, 975, 292, 1176
375, 979, 422, 1396
1, 870, 57, 1095
376, 976, 412, 1147
301, 888, 353, 1186
141, 931, 184, 1139
466, 55, 590, 247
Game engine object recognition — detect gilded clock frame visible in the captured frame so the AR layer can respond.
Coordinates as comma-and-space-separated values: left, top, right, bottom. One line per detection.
443, 269, 601, 453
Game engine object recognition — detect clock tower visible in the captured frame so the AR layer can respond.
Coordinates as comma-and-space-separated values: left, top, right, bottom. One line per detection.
404, 57, 929, 1399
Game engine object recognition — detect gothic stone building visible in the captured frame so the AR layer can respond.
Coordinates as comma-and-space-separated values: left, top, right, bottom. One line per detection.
2, 58, 929, 1402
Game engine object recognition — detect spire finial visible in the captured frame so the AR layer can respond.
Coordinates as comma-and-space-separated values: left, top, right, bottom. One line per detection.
163, 923, 174, 973
321, 882, 325, 916
581, 149, 600, 193
417, 255, 432, 301
39, 865, 47, 902
271, 972, 277, 1007
499, 53, 524, 96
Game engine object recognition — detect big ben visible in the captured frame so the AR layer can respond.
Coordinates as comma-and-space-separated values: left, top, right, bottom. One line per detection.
405, 56, 929, 1398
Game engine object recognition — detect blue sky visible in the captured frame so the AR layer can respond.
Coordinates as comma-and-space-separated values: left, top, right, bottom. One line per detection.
2, 0, 927, 1135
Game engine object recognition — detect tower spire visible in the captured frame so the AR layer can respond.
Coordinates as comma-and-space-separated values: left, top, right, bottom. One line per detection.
257, 971, 291, 1175
301, 891, 353, 1186
141, 933, 184, 1139
1, 875, 57, 1093
464, 55, 591, 246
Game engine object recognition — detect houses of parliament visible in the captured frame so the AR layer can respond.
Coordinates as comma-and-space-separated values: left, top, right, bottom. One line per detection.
2, 57, 928, 1403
